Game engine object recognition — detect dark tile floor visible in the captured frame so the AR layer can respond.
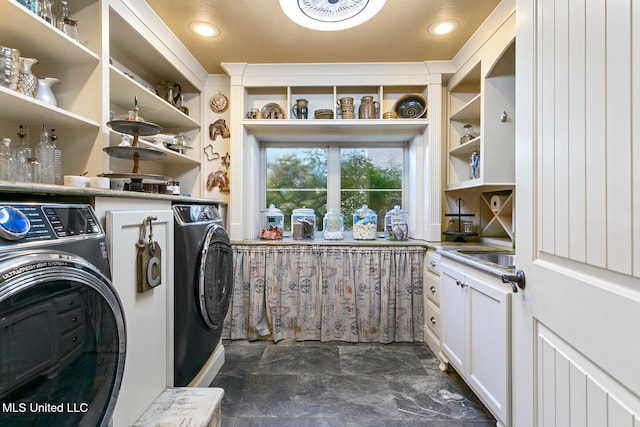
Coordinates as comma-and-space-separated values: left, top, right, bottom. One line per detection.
210, 340, 496, 427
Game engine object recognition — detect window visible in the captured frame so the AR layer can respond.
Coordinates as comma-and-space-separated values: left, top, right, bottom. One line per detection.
265, 144, 404, 233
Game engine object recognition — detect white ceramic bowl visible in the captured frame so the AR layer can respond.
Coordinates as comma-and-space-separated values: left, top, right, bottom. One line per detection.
89, 177, 110, 189
64, 175, 89, 187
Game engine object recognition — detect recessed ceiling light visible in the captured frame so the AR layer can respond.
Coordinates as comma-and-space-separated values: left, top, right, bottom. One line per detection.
280, 0, 387, 31
427, 19, 459, 36
189, 21, 220, 38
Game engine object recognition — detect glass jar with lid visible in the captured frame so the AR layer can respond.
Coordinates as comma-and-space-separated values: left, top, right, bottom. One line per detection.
260, 204, 284, 240
323, 209, 344, 240
352, 204, 377, 240
291, 207, 316, 240
384, 205, 409, 241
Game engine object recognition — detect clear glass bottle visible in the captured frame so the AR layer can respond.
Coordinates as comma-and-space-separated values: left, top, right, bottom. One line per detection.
384, 205, 409, 241
50, 128, 62, 185
460, 124, 475, 144
323, 209, 344, 240
35, 125, 54, 184
12, 125, 31, 182
260, 204, 284, 240
57, 1, 79, 42
40, 0, 55, 25
27, 157, 40, 183
176, 95, 189, 116
0, 138, 17, 181
352, 204, 378, 240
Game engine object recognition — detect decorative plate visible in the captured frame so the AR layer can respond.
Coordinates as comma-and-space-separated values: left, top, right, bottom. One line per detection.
209, 92, 229, 113
393, 94, 427, 119
261, 103, 284, 119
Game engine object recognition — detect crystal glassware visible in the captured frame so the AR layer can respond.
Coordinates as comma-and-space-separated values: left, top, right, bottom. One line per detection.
0, 46, 21, 90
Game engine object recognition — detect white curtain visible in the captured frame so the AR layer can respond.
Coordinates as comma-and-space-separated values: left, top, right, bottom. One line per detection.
222, 245, 425, 343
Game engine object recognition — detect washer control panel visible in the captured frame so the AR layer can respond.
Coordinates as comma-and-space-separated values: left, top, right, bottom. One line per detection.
0, 204, 102, 246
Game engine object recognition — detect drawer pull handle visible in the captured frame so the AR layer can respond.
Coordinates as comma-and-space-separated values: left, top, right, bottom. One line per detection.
430, 260, 437, 267
72, 337, 78, 343
430, 316, 437, 324
67, 300, 74, 305
430, 286, 436, 293
72, 317, 77, 323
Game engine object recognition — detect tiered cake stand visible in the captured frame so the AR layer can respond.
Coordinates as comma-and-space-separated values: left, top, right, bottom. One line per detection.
103, 103, 169, 192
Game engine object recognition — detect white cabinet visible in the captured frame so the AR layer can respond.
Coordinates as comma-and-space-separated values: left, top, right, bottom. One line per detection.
0, 0, 208, 196
446, 40, 515, 190
440, 258, 511, 427
105, 206, 174, 427
0, 0, 103, 176
108, 2, 205, 197
424, 249, 442, 359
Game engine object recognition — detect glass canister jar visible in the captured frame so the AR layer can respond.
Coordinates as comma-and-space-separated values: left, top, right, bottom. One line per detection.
291, 207, 316, 240
260, 204, 284, 240
352, 204, 377, 240
323, 209, 344, 240
385, 205, 409, 241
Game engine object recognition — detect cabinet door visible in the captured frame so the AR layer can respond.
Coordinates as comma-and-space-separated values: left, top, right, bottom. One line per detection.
106, 209, 173, 427
440, 265, 466, 373
466, 273, 510, 424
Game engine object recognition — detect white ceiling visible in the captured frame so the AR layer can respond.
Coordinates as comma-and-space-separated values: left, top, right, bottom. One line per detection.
146, 0, 502, 75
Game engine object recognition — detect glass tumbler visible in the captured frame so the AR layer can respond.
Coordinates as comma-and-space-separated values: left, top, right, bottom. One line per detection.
0, 46, 21, 90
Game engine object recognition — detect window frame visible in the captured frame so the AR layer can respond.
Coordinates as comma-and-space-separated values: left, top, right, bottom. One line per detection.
260, 140, 409, 225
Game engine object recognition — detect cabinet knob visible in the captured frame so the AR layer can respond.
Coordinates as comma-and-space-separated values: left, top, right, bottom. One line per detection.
430, 286, 436, 293
430, 260, 437, 267
455, 279, 466, 288
430, 316, 437, 324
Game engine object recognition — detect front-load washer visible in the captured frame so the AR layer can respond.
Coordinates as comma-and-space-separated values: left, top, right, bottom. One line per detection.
173, 204, 233, 387
0, 202, 126, 426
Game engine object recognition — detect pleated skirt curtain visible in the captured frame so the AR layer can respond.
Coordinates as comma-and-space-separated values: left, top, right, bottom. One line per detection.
222, 245, 425, 343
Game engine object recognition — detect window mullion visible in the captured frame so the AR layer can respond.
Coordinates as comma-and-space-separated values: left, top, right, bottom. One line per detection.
327, 145, 341, 211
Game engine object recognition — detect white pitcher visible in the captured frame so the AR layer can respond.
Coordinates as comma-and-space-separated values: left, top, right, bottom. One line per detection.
36, 77, 61, 107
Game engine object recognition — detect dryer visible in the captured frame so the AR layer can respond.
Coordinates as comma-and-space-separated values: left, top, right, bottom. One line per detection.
173, 204, 232, 387
0, 202, 126, 426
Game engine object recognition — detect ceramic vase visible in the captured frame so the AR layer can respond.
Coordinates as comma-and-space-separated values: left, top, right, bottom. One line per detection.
16, 57, 39, 98
36, 77, 61, 106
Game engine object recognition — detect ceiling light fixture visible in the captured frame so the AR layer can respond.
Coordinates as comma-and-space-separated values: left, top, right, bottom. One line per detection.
189, 21, 220, 38
427, 19, 459, 36
279, 0, 387, 31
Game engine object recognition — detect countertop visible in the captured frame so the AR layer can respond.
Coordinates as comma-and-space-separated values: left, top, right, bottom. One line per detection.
0, 182, 225, 205
435, 243, 516, 277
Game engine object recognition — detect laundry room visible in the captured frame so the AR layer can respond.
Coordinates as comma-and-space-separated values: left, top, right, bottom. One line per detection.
2, 0, 640, 426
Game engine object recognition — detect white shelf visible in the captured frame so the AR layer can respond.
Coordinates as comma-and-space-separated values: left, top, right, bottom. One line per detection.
449, 136, 481, 155
0, 86, 99, 129
450, 94, 481, 123
0, 1, 100, 63
110, 66, 199, 131
109, 7, 198, 93
242, 118, 429, 142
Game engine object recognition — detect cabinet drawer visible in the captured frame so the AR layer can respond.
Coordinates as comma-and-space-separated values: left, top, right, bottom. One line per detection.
426, 251, 441, 274
425, 272, 440, 305
425, 299, 440, 339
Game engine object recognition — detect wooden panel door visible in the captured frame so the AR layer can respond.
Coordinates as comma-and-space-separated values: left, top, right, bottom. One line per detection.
514, 0, 640, 425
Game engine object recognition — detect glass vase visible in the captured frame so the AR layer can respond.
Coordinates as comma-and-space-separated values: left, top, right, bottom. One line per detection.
16, 57, 39, 98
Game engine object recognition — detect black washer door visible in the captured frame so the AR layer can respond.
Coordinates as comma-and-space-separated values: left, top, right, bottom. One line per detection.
0, 253, 125, 427
198, 225, 233, 329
